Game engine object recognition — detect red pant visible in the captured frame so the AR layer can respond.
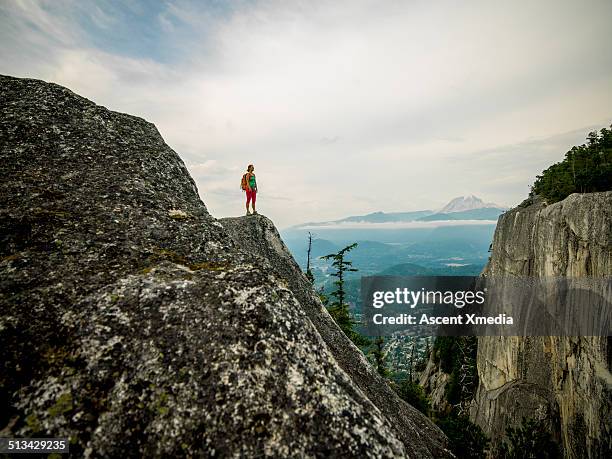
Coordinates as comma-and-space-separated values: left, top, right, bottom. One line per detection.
246, 189, 257, 206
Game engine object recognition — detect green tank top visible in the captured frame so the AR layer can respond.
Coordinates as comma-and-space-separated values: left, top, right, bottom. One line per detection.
249, 174, 256, 188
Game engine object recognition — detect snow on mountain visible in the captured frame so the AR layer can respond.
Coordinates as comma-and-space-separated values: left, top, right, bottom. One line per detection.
439, 195, 504, 213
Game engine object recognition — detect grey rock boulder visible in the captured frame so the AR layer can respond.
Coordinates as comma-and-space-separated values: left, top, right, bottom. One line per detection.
0, 75, 449, 457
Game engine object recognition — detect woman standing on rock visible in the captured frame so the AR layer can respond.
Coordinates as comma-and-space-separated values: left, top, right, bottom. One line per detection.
241, 164, 258, 216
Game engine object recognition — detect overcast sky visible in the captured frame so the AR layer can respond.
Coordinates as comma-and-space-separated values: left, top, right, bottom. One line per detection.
2, 0, 611, 227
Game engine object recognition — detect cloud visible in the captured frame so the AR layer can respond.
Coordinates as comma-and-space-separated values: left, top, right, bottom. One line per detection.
319, 136, 339, 145
299, 220, 499, 230
1, 0, 611, 227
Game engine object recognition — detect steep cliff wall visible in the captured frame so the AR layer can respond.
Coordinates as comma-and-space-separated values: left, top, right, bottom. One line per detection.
470, 192, 612, 457
418, 355, 451, 413
0, 75, 450, 457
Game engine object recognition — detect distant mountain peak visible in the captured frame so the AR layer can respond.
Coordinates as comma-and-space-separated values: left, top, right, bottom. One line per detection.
439, 195, 504, 213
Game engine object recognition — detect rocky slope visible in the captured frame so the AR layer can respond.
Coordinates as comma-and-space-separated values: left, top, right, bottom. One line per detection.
470, 192, 612, 457
0, 75, 450, 457
220, 215, 451, 457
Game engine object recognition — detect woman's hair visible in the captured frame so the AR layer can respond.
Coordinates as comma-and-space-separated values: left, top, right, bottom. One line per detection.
247, 164, 254, 171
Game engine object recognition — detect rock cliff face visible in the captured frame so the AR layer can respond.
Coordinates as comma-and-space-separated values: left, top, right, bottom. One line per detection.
0, 75, 450, 457
470, 192, 612, 457
418, 356, 450, 413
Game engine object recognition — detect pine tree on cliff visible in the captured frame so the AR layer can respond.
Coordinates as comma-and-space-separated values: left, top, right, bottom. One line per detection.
305, 231, 315, 283
321, 243, 370, 346
371, 336, 388, 376
530, 125, 611, 203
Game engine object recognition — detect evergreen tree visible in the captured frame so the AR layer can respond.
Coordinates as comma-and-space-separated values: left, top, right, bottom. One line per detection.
321, 243, 370, 346
305, 232, 315, 284
415, 337, 431, 372
530, 126, 612, 203
408, 337, 417, 381
435, 412, 490, 459
396, 379, 430, 416
370, 336, 388, 376
496, 418, 560, 459
432, 336, 478, 410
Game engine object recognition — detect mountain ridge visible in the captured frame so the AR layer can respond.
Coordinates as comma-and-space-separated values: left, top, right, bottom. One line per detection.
289, 196, 506, 229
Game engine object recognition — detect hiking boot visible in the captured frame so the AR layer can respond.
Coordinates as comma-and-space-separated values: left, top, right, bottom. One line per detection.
252, 211, 258, 215
246, 211, 251, 216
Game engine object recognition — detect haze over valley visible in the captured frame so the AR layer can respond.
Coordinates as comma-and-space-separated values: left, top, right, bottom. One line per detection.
282, 195, 502, 307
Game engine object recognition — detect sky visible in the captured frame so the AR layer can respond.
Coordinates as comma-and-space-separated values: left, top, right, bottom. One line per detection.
1, 0, 611, 228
